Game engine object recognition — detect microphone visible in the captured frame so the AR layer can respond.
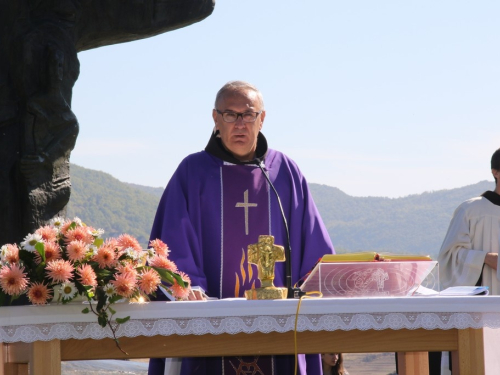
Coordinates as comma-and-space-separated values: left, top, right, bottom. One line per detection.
252, 158, 305, 299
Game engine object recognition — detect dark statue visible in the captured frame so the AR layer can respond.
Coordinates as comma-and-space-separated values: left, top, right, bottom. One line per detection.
0, 0, 214, 245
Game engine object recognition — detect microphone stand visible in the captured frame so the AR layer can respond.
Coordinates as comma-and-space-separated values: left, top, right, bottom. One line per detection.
254, 159, 305, 299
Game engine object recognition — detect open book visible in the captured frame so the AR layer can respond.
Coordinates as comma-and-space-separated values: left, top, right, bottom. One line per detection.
440, 286, 489, 296
320, 252, 432, 263
414, 285, 489, 296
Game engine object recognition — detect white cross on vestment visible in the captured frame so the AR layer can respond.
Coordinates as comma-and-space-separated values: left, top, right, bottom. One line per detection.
235, 189, 258, 235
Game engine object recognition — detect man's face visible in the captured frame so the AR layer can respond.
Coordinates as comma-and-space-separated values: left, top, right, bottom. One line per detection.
212, 90, 265, 161
493, 169, 500, 191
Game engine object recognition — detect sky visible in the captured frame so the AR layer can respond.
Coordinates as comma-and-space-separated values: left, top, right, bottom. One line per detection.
71, 0, 500, 198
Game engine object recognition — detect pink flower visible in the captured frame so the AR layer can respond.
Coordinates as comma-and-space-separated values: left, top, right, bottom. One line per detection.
138, 269, 161, 294
4, 244, 19, 264
149, 239, 170, 257
148, 256, 178, 272
77, 264, 97, 287
111, 273, 136, 298
65, 226, 94, 245
34, 241, 61, 265
170, 271, 191, 300
116, 264, 138, 279
117, 234, 142, 252
27, 282, 52, 305
66, 240, 88, 262
92, 245, 117, 269
0, 264, 29, 295
59, 220, 74, 236
35, 225, 57, 243
45, 259, 73, 283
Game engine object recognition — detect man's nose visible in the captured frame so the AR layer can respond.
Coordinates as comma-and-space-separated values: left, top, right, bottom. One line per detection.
234, 116, 246, 127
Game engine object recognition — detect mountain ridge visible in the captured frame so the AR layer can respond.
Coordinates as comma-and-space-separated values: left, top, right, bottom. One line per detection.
67, 163, 493, 259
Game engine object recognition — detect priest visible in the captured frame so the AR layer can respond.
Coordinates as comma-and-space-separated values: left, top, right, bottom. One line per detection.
436, 147, 500, 374
148, 81, 335, 375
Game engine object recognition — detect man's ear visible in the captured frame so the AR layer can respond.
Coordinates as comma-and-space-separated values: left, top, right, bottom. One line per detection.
212, 109, 219, 130
259, 110, 266, 130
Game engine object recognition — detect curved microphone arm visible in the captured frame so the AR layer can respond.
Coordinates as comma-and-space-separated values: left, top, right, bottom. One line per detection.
254, 159, 304, 299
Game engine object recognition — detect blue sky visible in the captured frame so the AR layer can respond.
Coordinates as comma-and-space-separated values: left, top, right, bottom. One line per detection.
71, 1, 500, 198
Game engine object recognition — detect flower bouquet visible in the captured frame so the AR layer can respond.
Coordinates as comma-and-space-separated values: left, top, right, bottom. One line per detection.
0, 217, 191, 353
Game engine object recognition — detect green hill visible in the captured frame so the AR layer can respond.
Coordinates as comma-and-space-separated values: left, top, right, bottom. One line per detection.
310, 181, 492, 257
67, 164, 493, 257
67, 165, 162, 247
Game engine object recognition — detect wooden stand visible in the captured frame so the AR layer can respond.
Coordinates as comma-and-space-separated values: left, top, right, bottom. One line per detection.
2, 327, 494, 375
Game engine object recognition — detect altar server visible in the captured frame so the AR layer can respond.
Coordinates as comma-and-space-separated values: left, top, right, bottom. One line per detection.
438, 147, 500, 293
148, 81, 335, 375
437, 147, 500, 374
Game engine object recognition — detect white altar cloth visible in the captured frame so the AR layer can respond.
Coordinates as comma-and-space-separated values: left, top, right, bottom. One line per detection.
2, 296, 500, 343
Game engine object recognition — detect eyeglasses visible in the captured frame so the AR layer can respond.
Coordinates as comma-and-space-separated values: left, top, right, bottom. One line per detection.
215, 109, 262, 123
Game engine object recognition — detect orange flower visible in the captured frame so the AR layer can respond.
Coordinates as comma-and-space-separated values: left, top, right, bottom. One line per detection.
27, 282, 52, 305
59, 220, 74, 236
35, 226, 57, 243
111, 273, 136, 298
116, 264, 138, 279
66, 240, 88, 262
3, 244, 19, 264
77, 264, 97, 287
138, 269, 161, 294
149, 239, 170, 257
0, 264, 29, 295
65, 226, 94, 245
92, 245, 117, 269
45, 259, 73, 283
148, 256, 178, 272
34, 241, 61, 265
170, 271, 191, 300
117, 234, 142, 252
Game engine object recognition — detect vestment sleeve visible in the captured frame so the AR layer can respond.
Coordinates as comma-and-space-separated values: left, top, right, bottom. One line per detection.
150, 160, 208, 292
437, 205, 487, 289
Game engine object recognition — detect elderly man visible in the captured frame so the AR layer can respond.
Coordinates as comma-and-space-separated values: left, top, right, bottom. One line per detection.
148, 81, 334, 375
436, 147, 500, 374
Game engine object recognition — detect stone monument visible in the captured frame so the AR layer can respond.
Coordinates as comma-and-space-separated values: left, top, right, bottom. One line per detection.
0, 0, 214, 245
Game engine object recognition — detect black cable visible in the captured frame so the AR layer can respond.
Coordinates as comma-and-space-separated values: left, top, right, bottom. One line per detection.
254, 159, 304, 299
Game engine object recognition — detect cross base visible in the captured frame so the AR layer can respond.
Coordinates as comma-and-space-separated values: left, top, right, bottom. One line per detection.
245, 287, 287, 300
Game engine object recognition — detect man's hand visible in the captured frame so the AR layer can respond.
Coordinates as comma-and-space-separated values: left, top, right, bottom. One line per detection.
484, 253, 498, 270
187, 288, 207, 301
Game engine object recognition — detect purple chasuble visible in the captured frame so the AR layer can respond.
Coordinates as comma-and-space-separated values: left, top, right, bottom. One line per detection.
221, 164, 269, 298
148, 143, 334, 375
221, 164, 274, 375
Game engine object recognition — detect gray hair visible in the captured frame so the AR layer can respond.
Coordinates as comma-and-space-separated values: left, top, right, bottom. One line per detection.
214, 81, 265, 109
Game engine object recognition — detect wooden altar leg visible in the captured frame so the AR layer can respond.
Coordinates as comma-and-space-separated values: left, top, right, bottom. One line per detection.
1, 343, 4, 375
1, 343, 28, 375
29, 340, 61, 375
452, 328, 485, 375
397, 352, 429, 375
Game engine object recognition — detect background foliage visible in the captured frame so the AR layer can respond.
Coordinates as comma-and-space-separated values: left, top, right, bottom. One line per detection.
68, 164, 492, 259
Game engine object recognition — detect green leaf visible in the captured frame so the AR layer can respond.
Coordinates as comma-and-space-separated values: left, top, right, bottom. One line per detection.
93, 238, 104, 248
110, 295, 123, 304
35, 242, 46, 263
115, 316, 130, 324
153, 267, 175, 285
81, 308, 90, 314
109, 306, 116, 315
172, 272, 188, 288
97, 314, 107, 327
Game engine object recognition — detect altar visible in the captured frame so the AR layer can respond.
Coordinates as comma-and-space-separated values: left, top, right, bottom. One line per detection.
2, 296, 500, 375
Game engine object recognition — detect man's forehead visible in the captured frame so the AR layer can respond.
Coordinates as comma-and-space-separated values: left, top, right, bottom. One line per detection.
217, 90, 260, 109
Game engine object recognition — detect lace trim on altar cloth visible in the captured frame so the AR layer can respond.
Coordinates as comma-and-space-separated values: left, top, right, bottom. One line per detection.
2, 312, 500, 343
